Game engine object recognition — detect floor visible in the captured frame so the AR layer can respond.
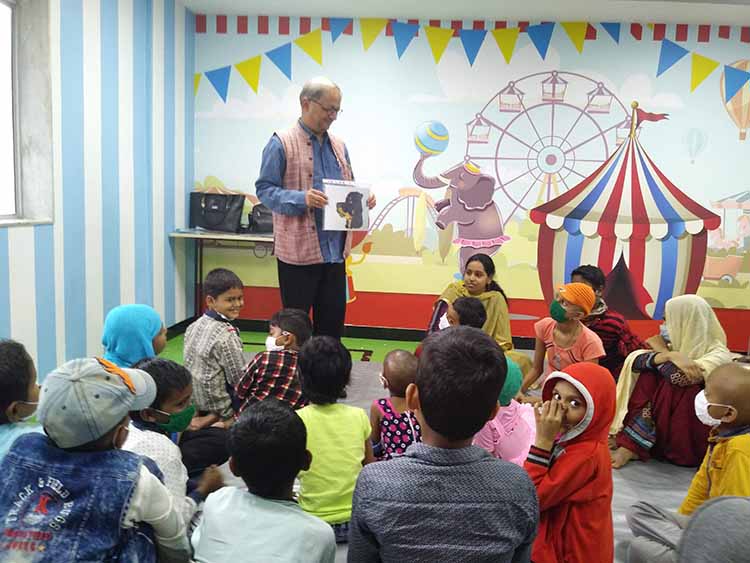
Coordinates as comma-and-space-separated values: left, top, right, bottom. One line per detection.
166, 333, 697, 562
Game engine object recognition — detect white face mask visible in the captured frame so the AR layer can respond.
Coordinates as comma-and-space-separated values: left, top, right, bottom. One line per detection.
694, 390, 730, 427
438, 314, 450, 330
265, 335, 285, 352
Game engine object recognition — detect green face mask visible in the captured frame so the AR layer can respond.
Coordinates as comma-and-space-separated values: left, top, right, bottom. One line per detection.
155, 404, 196, 433
550, 300, 569, 323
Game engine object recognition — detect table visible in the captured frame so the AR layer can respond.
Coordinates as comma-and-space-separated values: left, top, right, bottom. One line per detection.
169, 229, 274, 317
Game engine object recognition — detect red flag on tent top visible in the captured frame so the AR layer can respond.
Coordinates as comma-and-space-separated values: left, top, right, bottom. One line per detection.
636, 108, 669, 125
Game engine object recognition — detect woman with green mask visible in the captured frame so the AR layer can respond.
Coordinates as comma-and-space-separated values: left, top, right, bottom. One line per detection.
124, 358, 224, 525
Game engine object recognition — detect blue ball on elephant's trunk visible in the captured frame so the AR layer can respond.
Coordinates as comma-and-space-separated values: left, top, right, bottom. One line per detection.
414, 121, 449, 156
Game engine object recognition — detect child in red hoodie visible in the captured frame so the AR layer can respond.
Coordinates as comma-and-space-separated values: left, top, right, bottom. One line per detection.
524, 363, 616, 563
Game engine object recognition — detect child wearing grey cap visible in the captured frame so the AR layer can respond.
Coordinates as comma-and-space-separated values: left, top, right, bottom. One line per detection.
0, 357, 191, 563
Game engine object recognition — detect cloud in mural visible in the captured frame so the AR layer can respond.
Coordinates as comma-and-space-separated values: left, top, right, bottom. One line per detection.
618, 74, 684, 110
196, 85, 301, 121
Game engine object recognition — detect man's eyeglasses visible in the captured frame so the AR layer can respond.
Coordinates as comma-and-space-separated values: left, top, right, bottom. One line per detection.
310, 98, 342, 116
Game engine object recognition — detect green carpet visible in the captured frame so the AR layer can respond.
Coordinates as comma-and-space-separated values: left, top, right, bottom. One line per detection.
160, 331, 421, 363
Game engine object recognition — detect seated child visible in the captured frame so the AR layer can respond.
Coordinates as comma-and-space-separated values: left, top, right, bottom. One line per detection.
521, 282, 605, 393
124, 358, 224, 526
192, 400, 336, 563
525, 363, 616, 563
296, 336, 374, 543
0, 339, 42, 460
626, 361, 750, 563
0, 357, 191, 562
677, 496, 750, 563
102, 304, 168, 367
349, 327, 539, 562
370, 349, 421, 460
184, 268, 246, 428
473, 356, 536, 466
234, 308, 312, 414
415, 296, 486, 357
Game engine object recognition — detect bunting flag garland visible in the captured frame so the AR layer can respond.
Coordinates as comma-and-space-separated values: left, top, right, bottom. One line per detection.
266, 43, 292, 79
656, 39, 690, 76
690, 53, 719, 91
235, 55, 261, 93
329, 18, 352, 43
459, 29, 487, 66
360, 18, 389, 51
392, 21, 420, 59
193, 73, 201, 96
295, 29, 323, 64
561, 22, 587, 53
526, 22, 555, 59
205, 66, 231, 101
491, 27, 520, 64
600, 22, 621, 43
424, 25, 454, 63
724, 65, 750, 103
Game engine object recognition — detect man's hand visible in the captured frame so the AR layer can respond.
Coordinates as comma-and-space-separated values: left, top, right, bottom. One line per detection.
305, 189, 328, 209
534, 400, 564, 451
196, 465, 224, 498
367, 193, 377, 210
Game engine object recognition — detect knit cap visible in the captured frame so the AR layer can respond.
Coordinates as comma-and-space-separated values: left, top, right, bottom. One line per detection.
557, 283, 596, 316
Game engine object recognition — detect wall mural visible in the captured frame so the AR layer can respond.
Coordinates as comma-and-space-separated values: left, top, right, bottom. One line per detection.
194, 16, 750, 344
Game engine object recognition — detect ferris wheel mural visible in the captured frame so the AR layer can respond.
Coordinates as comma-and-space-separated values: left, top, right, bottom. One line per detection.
465, 71, 631, 225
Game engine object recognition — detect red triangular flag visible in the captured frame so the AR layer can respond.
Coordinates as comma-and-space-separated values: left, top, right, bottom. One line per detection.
636, 108, 669, 125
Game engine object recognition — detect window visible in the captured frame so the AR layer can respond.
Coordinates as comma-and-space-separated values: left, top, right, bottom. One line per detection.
0, 0, 17, 217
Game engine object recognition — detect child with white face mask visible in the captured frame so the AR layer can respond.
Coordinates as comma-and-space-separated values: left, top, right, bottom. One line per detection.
233, 309, 313, 415
626, 361, 750, 563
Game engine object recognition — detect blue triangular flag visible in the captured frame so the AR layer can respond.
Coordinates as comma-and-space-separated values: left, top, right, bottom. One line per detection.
656, 39, 689, 77
601, 22, 620, 44
459, 29, 487, 66
204, 66, 231, 102
526, 22, 555, 60
724, 65, 750, 103
266, 43, 292, 80
329, 18, 352, 43
392, 21, 419, 59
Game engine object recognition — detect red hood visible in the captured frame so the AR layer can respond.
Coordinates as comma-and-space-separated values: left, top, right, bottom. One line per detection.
542, 363, 616, 444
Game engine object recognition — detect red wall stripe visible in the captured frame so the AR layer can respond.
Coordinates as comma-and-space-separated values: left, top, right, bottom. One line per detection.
257, 15, 269, 34
451, 20, 462, 37
215, 15, 227, 34
518, 21, 529, 32
630, 23, 642, 40
473, 20, 485, 30
195, 14, 206, 33
385, 19, 394, 37
698, 25, 711, 42
494, 21, 507, 29
299, 16, 311, 34
719, 25, 730, 39
653, 23, 666, 41
676, 24, 688, 41
429, 19, 441, 28
742, 27, 750, 42
322, 17, 329, 31
279, 16, 290, 35
585, 23, 597, 40
237, 15, 248, 34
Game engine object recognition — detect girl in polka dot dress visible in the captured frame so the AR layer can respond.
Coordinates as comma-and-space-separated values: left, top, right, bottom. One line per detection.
370, 350, 422, 460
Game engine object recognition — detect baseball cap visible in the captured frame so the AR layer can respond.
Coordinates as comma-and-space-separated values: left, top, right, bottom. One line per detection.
37, 357, 157, 448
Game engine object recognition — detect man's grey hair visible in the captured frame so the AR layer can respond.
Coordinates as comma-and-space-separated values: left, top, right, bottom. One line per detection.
299, 77, 340, 103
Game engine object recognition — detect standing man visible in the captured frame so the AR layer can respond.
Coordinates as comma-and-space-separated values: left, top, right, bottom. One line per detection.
256, 77, 375, 338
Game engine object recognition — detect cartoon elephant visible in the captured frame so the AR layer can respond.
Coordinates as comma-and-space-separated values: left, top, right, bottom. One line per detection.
413, 154, 509, 271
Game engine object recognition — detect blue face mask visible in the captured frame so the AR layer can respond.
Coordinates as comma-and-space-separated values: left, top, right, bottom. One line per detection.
659, 323, 671, 343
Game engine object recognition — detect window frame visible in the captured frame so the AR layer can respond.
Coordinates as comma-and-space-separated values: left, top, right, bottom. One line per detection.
0, 0, 21, 219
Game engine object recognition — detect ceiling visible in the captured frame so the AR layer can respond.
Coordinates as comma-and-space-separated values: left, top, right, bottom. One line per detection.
182, 0, 750, 25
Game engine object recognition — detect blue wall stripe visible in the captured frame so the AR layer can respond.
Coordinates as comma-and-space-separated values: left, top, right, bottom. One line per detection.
163, 0, 176, 326
133, 0, 154, 305
564, 232, 585, 287
60, 0, 87, 358
0, 229, 10, 337
654, 236, 679, 321
185, 10, 195, 316
34, 225, 57, 378
100, 0, 120, 317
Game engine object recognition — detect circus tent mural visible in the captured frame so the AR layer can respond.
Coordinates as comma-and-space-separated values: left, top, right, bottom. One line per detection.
530, 103, 722, 320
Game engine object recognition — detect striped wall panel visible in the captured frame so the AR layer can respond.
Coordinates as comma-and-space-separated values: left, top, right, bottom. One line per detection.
0, 0, 195, 379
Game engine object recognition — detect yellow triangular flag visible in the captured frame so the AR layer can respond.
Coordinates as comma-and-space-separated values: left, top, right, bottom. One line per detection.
294, 29, 323, 65
235, 55, 262, 93
690, 52, 720, 92
193, 74, 201, 96
646, 23, 654, 31
561, 22, 587, 54
360, 18, 388, 51
424, 26, 454, 64
491, 27, 520, 64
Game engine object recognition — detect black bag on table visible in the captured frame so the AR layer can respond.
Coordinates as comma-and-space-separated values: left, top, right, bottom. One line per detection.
248, 204, 273, 234
189, 192, 245, 233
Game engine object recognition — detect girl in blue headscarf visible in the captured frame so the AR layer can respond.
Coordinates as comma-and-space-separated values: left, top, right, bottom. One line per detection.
102, 304, 167, 367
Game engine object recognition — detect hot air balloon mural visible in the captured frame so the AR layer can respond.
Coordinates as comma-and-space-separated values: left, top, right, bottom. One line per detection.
685, 128, 708, 164
530, 102, 722, 320
720, 60, 750, 141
